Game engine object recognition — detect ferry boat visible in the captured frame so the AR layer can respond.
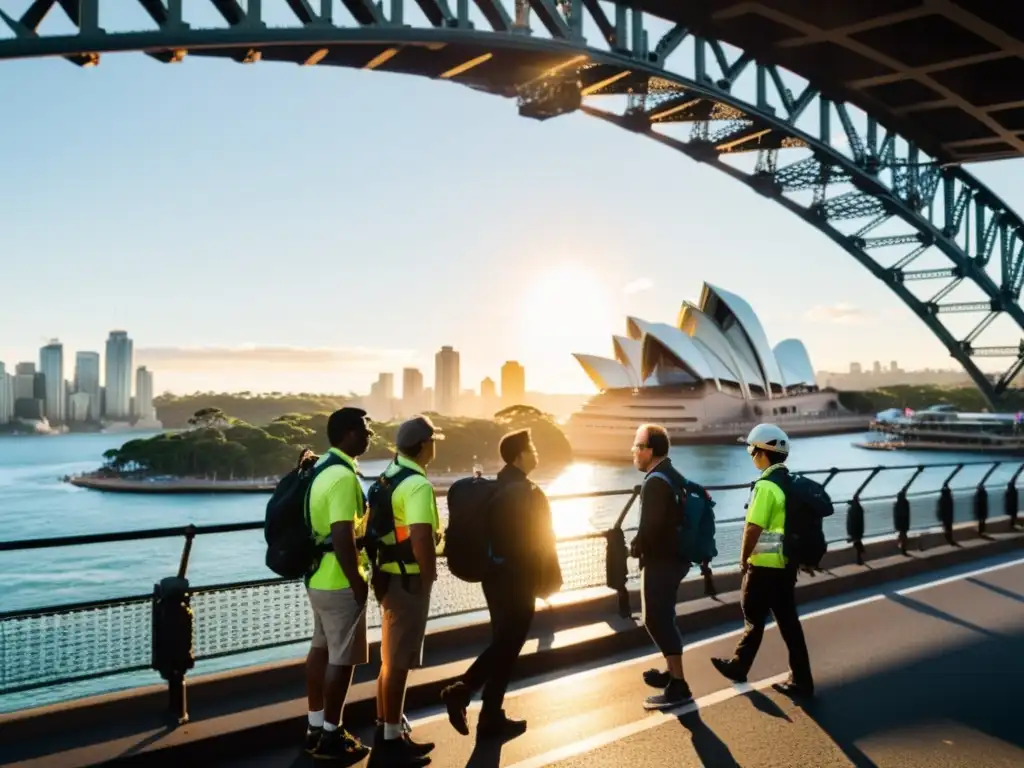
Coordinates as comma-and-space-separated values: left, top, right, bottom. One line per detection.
858, 406, 1024, 454
564, 282, 868, 460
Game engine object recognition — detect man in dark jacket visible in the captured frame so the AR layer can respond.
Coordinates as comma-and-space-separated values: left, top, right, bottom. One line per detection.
440, 429, 562, 740
630, 423, 694, 710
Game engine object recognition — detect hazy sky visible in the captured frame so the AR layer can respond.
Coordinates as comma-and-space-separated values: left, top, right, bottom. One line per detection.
2, 3, 1023, 395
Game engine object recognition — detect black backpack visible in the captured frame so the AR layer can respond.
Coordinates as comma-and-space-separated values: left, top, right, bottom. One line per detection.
264, 452, 345, 579
765, 469, 835, 569
647, 471, 718, 566
444, 476, 501, 582
363, 464, 420, 575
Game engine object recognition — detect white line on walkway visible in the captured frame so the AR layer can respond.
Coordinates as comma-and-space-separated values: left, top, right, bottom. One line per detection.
407, 553, 1024, 731
505, 673, 792, 768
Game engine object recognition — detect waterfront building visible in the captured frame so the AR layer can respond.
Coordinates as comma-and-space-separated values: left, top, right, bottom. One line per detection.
74, 351, 101, 421
501, 361, 526, 409
0, 362, 13, 425
68, 392, 92, 423
402, 367, 424, 415
434, 346, 460, 416
39, 340, 64, 424
104, 331, 133, 421
566, 282, 846, 458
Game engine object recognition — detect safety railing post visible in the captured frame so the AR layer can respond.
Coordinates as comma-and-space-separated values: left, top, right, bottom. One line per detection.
1007, 463, 1024, 529
608, 487, 640, 618
974, 463, 1000, 537
847, 466, 882, 565
937, 465, 963, 547
895, 466, 925, 555
151, 525, 196, 726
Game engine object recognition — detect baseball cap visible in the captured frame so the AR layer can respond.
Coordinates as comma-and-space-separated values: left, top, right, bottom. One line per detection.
396, 415, 445, 450
327, 407, 374, 443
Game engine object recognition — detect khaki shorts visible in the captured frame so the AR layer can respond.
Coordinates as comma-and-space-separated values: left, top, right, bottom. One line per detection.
307, 587, 368, 666
379, 574, 433, 670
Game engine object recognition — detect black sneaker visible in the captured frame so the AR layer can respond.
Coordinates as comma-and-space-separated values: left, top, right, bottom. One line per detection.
772, 680, 815, 698
373, 723, 433, 757
314, 728, 370, 763
305, 726, 323, 753
440, 682, 471, 736
643, 678, 693, 711
367, 735, 431, 767
711, 657, 748, 684
642, 668, 672, 689
477, 710, 527, 741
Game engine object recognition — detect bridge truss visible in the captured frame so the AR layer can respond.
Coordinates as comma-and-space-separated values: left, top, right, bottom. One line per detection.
4, 0, 1024, 403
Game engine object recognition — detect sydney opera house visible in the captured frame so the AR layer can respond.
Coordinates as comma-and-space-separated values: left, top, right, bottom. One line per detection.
565, 283, 851, 459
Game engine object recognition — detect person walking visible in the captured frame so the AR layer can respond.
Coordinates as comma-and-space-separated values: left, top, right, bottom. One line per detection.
368, 416, 444, 767
303, 407, 374, 762
710, 423, 814, 697
629, 423, 695, 710
440, 429, 562, 739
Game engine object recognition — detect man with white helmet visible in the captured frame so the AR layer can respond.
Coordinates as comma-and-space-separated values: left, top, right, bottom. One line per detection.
709, 423, 814, 697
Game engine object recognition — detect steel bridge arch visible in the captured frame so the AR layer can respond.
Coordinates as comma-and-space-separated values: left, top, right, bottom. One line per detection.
4, 0, 1024, 404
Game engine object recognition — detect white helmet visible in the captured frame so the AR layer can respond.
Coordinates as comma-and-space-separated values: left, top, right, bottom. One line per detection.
743, 423, 790, 455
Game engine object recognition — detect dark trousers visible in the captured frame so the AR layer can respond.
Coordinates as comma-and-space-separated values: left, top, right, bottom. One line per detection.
733, 565, 813, 687
462, 573, 536, 715
641, 559, 689, 657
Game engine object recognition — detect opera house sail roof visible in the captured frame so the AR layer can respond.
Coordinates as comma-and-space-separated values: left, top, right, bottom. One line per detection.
574, 282, 816, 400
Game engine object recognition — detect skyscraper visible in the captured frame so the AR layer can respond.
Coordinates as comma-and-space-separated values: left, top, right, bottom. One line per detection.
135, 366, 155, 421
480, 377, 497, 400
74, 351, 101, 421
105, 331, 134, 421
39, 340, 65, 423
501, 360, 526, 408
403, 367, 424, 414
434, 346, 460, 415
0, 362, 13, 425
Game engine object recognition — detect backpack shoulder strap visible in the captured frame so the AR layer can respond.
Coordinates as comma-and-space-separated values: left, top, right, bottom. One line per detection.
646, 471, 683, 505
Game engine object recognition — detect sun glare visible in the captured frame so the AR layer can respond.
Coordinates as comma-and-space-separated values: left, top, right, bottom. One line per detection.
521, 265, 616, 365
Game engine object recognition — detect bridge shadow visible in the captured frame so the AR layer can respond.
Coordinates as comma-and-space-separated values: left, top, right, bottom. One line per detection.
794, 627, 1024, 768
966, 576, 1024, 605
886, 592, 1002, 638
674, 709, 741, 767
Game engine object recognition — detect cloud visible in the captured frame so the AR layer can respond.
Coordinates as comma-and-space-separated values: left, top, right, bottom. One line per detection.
623, 278, 654, 294
803, 303, 867, 325
136, 345, 413, 371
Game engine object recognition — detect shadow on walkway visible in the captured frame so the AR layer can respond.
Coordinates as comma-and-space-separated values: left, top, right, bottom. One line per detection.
676, 709, 741, 768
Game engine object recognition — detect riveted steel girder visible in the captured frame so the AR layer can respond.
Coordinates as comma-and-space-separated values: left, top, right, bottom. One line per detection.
3, 0, 1024, 404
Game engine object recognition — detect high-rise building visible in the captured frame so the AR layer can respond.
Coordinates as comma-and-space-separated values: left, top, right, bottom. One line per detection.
0, 362, 13, 425
500, 360, 526, 408
39, 340, 65, 423
378, 372, 394, 402
74, 351, 101, 421
105, 331, 134, 420
849, 362, 862, 375
434, 346, 460, 415
402, 368, 424, 414
872, 360, 882, 375
135, 366, 155, 421
68, 392, 92, 423
480, 377, 497, 400
13, 364, 35, 401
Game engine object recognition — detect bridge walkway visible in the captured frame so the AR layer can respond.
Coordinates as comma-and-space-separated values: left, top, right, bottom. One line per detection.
221, 554, 1024, 768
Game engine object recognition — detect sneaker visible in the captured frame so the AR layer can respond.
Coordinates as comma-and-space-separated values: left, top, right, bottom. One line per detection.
642, 668, 672, 689
367, 735, 431, 767
440, 682, 471, 736
373, 724, 434, 759
314, 728, 370, 763
643, 678, 693, 711
772, 680, 815, 698
305, 726, 323, 754
710, 657, 748, 684
477, 710, 528, 741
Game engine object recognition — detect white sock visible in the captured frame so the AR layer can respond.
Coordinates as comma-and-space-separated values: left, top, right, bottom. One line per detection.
323, 721, 339, 733
308, 710, 325, 728
384, 722, 402, 740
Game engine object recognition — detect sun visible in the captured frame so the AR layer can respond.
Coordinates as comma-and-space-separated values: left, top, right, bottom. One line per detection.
520, 264, 617, 367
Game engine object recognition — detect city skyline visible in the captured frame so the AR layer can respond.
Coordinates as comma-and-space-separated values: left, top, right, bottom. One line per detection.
3, 37, 1024, 397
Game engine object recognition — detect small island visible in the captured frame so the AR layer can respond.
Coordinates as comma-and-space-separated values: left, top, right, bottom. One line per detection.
68, 405, 573, 494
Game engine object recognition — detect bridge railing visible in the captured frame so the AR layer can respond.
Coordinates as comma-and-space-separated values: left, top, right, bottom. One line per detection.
1, 460, 1022, 720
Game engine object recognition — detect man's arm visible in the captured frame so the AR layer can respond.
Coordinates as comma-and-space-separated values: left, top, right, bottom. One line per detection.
740, 482, 768, 572
405, 482, 438, 582
325, 471, 368, 602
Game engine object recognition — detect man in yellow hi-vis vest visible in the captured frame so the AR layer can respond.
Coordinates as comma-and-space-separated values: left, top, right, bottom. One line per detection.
710, 423, 814, 697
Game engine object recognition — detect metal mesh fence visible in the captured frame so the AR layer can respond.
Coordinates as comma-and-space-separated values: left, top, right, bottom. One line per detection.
0, 479, 1016, 697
